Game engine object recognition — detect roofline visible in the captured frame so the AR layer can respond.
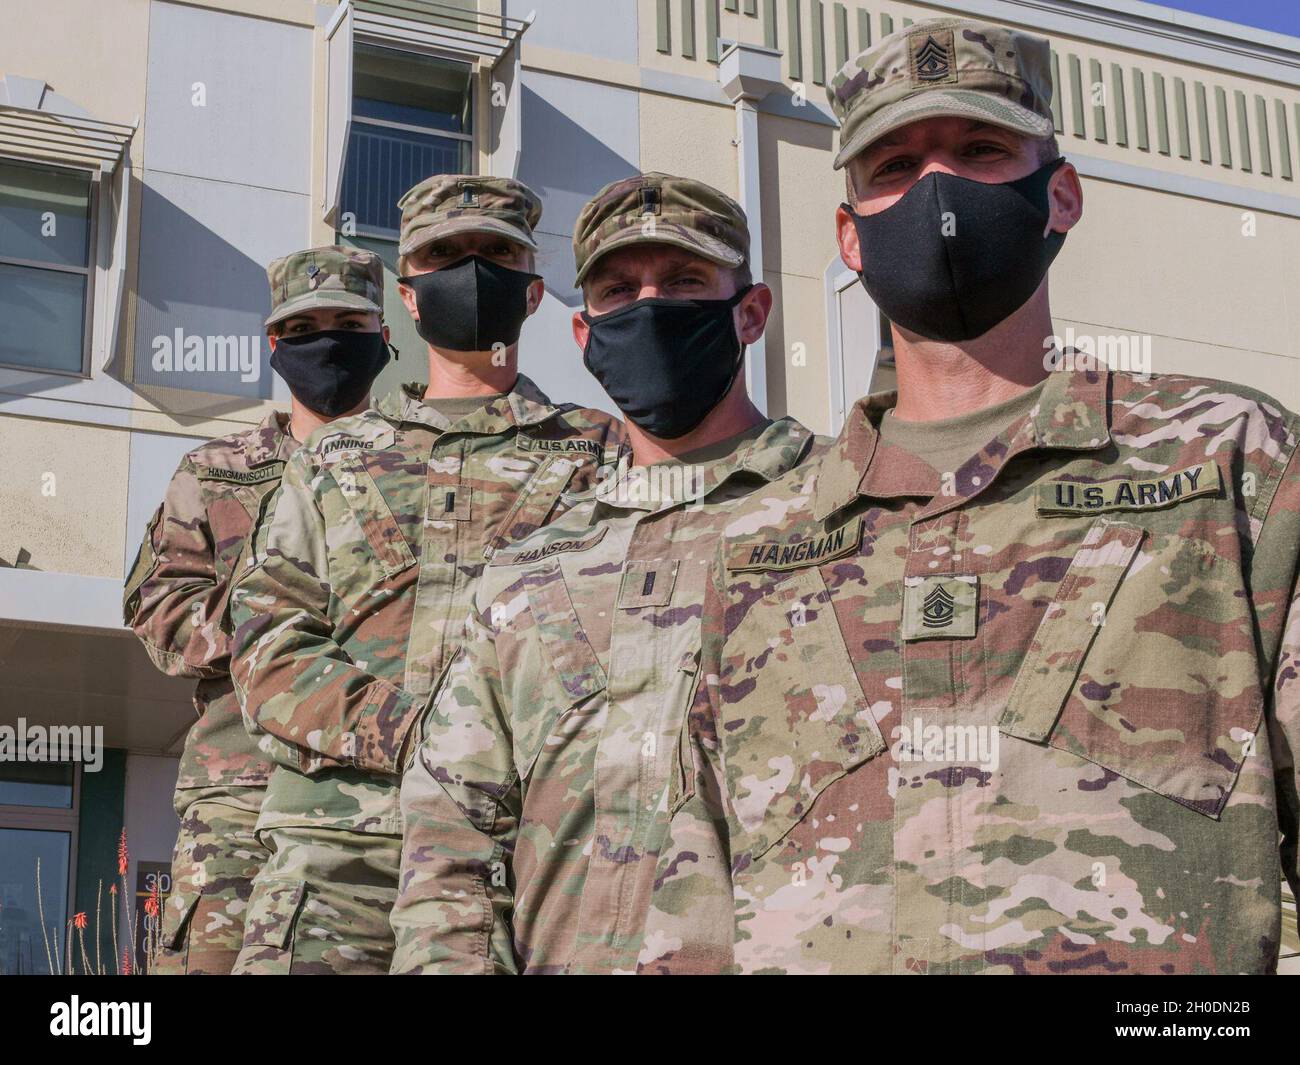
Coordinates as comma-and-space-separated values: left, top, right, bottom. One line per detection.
937, 0, 1300, 84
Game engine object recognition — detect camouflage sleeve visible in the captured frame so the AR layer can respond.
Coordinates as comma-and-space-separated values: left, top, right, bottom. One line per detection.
1275, 573, 1300, 898
1258, 443, 1300, 898
122, 455, 230, 679
391, 613, 520, 975
230, 451, 423, 777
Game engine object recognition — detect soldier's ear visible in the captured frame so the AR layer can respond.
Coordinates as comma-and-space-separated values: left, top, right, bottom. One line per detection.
736, 283, 773, 345
267, 329, 278, 353
1046, 161, 1084, 235
572, 309, 591, 352
398, 280, 419, 320
525, 277, 545, 316
836, 204, 863, 273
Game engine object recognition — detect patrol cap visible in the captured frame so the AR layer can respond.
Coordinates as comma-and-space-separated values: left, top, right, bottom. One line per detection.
264, 245, 384, 328
398, 174, 541, 258
572, 172, 749, 286
827, 17, 1055, 170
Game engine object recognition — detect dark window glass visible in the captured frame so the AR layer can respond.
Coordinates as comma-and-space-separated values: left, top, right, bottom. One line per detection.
342, 46, 474, 235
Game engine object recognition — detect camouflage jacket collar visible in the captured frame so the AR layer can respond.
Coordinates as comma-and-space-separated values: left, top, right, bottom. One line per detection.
378, 373, 562, 435
812, 367, 1112, 522
597, 417, 815, 515
246, 410, 298, 467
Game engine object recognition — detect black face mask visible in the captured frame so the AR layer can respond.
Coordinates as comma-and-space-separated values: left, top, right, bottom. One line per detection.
845, 157, 1067, 342
581, 287, 751, 439
270, 330, 390, 417
399, 255, 540, 353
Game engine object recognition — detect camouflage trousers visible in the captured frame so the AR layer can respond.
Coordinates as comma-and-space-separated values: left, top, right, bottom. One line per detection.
153, 790, 269, 976
232, 826, 400, 975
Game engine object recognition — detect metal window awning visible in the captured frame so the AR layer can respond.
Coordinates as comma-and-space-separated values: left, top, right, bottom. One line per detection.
0, 105, 135, 173
352, 0, 530, 62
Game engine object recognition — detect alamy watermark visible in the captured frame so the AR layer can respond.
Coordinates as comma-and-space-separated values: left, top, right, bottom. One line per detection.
593, 462, 709, 511
151, 328, 261, 383
1043, 327, 1152, 379
0, 718, 103, 772
890, 715, 1000, 773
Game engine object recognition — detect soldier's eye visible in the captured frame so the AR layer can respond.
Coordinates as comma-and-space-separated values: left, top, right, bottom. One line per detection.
874, 157, 913, 179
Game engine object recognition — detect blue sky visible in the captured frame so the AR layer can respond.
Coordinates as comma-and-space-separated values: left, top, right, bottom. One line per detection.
1155, 0, 1300, 37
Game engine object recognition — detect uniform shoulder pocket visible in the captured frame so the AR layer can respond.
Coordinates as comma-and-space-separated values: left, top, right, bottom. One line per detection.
720, 567, 886, 864
122, 503, 164, 625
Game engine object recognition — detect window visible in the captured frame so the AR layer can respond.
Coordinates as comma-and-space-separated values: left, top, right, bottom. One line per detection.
340, 45, 473, 238
825, 265, 890, 434
0, 159, 95, 375
0, 763, 79, 975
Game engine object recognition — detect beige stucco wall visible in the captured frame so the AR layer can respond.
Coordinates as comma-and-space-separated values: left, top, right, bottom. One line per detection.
1054, 176, 1300, 410
0, 416, 129, 578
3, 0, 1299, 581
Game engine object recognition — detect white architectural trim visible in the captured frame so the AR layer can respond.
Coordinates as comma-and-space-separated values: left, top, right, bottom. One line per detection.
944, 0, 1300, 83
0, 570, 127, 632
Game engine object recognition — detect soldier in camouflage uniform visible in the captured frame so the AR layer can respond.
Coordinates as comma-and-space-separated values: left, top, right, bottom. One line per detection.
648, 18, 1300, 974
389, 173, 820, 974
123, 245, 389, 974
229, 176, 627, 974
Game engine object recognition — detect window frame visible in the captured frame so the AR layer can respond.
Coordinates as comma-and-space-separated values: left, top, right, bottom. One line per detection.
824, 260, 884, 436
344, 37, 478, 242
0, 155, 99, 379
0, 762, 82, 973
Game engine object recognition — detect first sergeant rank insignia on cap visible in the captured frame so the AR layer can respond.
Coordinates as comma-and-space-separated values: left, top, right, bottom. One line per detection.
911, 30, 956, 84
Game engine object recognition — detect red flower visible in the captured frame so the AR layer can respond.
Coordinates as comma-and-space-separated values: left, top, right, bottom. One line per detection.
73, 912, 88, 929
144, 897, 158, 917
117, 828, 129, 877
121, 947, 132, 976
109, 883, 117, 896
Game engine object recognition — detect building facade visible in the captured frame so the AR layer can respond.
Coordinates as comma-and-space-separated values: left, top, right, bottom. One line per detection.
0, 0, 1297, 972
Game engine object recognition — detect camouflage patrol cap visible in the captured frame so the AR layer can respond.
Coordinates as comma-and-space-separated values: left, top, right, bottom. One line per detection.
827, 17, 1055, 170
398, 175, 541, 258
264, 245, 384, 328
572, 172, 748, 286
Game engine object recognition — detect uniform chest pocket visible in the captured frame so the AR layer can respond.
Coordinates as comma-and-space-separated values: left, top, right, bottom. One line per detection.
999, 517, 1260, 818
485, 455, 581, 559
720, 567, 887, 865
330, 458, 416, 579
508, 563, 608, 780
